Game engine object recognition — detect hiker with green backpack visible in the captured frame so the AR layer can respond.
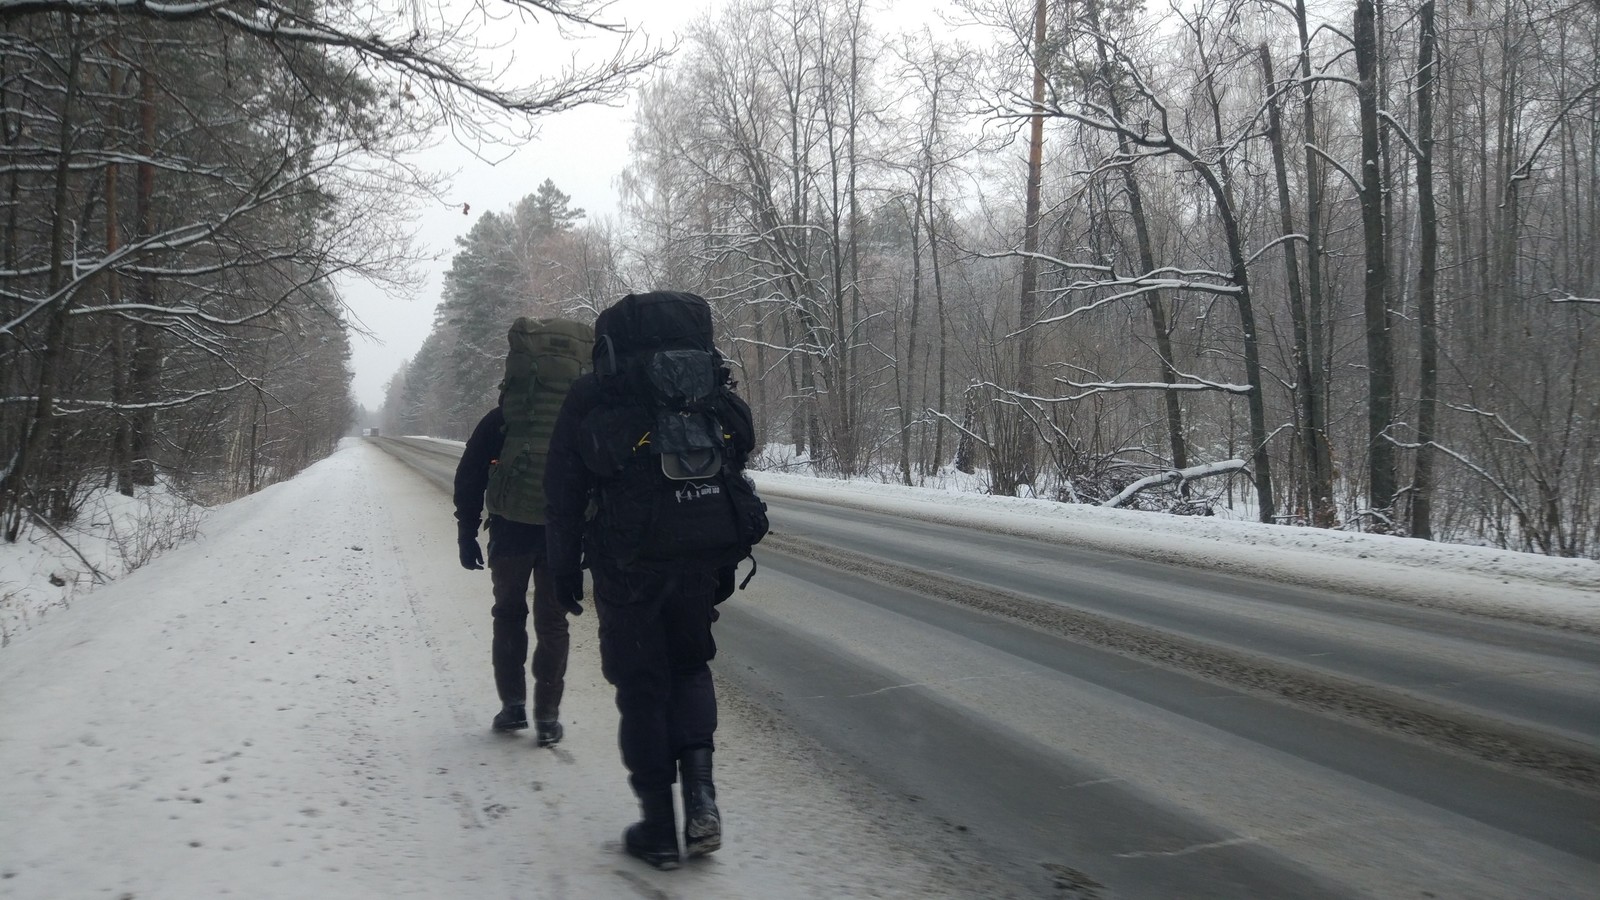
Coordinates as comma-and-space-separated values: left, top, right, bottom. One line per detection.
453, 317, 594, 745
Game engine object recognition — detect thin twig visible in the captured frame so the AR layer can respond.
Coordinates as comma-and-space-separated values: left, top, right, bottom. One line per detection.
24, 507, 109, 584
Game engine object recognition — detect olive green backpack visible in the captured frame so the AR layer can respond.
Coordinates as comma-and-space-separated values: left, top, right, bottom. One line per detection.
484, 317, 594, 524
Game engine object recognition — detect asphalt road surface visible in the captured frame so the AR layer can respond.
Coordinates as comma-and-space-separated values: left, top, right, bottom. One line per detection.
376, 435, 1600, 899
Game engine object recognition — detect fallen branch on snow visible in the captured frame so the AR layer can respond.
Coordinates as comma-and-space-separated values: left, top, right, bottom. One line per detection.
1102, 460, 1249, 509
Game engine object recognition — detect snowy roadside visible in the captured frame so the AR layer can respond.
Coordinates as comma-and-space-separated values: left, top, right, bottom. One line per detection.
0, 441, 1016, 899
749, 472, 1600, 632
0, 483, 205, 647
400, 435, 1599, 630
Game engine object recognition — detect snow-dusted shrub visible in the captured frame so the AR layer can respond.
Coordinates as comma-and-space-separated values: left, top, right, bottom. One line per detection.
0, 480, 208, 647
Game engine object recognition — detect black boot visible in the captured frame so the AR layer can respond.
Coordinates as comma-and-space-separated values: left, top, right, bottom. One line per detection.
624, 788, 681, 870
492, 704, 528, 733
679, 747, 721, 857
535, 719, 563, 747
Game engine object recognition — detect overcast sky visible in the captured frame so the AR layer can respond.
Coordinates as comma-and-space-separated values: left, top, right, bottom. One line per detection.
339, 0, 723, 411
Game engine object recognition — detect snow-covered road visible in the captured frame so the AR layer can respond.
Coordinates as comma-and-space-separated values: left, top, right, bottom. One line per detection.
371, 436, 1600, 899
0, 443, 1016, 899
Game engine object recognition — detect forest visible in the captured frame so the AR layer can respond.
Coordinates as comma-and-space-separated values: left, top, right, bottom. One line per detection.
0, 0, 656, 540
3, 1, 1594, 559
390, 0, 1599, 557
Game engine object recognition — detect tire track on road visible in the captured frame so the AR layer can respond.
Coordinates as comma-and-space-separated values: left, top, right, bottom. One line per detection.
761, 530, 1600, 793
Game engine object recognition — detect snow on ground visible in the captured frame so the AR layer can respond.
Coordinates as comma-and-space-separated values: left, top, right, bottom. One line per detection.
0, 481, 204, 648
750, 471, 1600, 631
4, 436, 1597, 898
0, 442, 1011, 899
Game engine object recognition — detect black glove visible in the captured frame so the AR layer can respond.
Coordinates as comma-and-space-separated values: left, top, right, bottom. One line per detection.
458, 537, 484, 570
553, 570, 584, 616
714, 565, 736, 604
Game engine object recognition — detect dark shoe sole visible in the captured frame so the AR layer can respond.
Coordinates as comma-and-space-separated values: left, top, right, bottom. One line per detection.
624, 837, 681, 870
493, 702, 529, 733
685, 838, 720, 858
628, 850, 681, 870
685, 812, 721, 857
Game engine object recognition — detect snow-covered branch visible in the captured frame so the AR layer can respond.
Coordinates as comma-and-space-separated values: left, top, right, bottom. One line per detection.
1378, 110, 1423, 159
1015, 277, 1240, 333
1444, 404, 1534, 448
1049, 377, 1252, 402
1307, 143, 1362, 191
1245, 233, 1309, 268
1102, 460, 1249, 509
66, 380, 256, 415
923, 407, 990, 449
1383, 435, 1533, 528
1508, 79, 1600, 186
0, 0, 663, 121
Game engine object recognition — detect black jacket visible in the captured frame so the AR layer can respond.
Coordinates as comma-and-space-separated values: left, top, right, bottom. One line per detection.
454, 406, 544, 558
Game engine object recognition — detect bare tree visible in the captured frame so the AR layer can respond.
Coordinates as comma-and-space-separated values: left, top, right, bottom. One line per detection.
1, 0, 662, 537
1410, 0, 1439, 539
579, 0, 1600, 555
1354, 0, 1398, 528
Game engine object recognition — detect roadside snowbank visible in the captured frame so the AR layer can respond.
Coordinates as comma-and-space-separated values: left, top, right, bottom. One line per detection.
407, 434, 1598, 628
752, 471, 1600, 630
0, 483, 204, 647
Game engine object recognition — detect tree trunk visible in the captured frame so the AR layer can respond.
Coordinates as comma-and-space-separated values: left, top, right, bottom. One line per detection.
752, 301, 769, 456
1488, 0, 1519, 348
1087, 1, 1187, 476
826, 82, 847, 475
1193, 22, 1274, 523
844, 0, 863, 477
1008, 0, 1047, 496
1213, 187, 1275, 524
1260, 45, 1318, 524
806, 359, 821, 464
129, 63, 159, 486
1412, 1, 1439, 540
954, 384, 976, 474
1356, 0, 1398, 526
1294, 0, 1337, 527
103, 48, 134, 496
3, 18, 82, 541
930, 194, 949, 474
899, 183, 923, 486
0, 52, 19, 531
783, 308, 804, 456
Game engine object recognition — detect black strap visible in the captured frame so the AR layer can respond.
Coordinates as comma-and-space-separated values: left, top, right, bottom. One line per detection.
596, 334, 619, 378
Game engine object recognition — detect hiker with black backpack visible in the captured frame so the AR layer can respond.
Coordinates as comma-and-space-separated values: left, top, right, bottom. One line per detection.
543, 291, 768, 870
454, 317, 594, 746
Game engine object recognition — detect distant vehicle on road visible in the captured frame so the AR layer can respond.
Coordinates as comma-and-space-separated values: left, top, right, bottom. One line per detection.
362, 427, 381, 437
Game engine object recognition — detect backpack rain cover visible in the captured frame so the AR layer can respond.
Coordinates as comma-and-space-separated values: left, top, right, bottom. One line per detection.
486, 316, 594, 524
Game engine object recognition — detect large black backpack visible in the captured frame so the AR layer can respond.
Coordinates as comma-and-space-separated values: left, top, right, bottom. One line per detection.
577, 292, 768, 576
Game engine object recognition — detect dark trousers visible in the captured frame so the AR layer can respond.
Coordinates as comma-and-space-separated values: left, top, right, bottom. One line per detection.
592, 567, 720, 795
489, 552, 569, 721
